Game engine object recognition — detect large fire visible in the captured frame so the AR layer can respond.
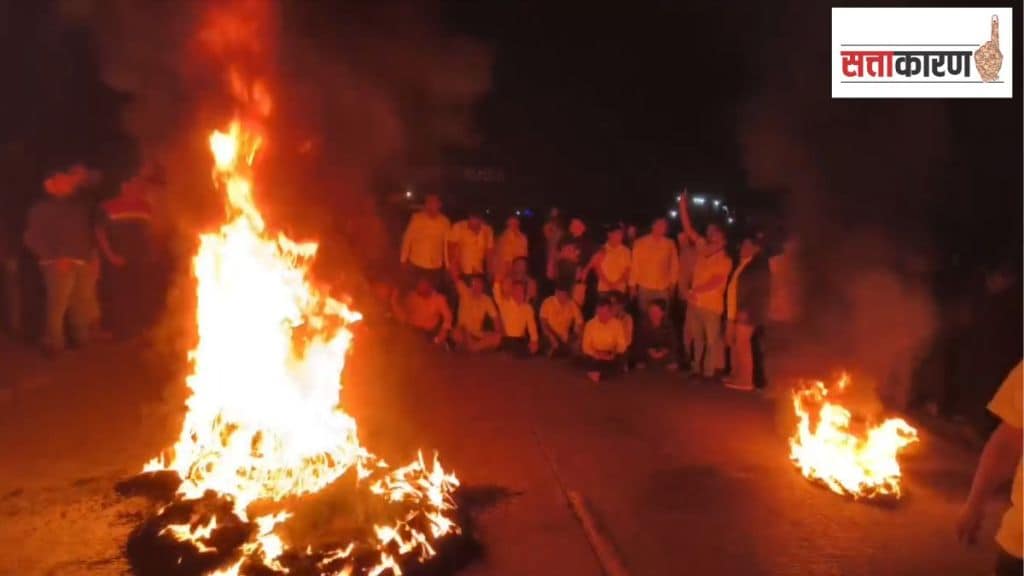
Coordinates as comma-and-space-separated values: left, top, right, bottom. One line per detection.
788, 374, 918, 499
142, 115, 458, 573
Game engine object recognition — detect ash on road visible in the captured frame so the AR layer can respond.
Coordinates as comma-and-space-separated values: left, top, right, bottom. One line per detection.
0, 327, 998, 575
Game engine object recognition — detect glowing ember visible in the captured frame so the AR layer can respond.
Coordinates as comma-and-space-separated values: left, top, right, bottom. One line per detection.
788, 373, 918, 499
143, 111, 458, 572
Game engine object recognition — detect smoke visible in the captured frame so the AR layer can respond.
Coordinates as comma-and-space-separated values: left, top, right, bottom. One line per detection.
739, 1, 940, 410
56, 0, 491, 361
58, 0, 491, 261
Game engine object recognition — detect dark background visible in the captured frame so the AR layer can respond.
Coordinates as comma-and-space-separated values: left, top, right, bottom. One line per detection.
1, 0, 1021, 273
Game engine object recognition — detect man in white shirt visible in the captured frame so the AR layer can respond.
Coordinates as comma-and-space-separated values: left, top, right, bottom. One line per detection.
448, 209, 494, 279
582, 295, 628, 382
400, 193, 450, 288
678, 191, 733, 378
494, 279, 539, 356
630, 217, 679, 312
495, 214, 528, 278
584, 226, 631, 296
539, 286, 584, 357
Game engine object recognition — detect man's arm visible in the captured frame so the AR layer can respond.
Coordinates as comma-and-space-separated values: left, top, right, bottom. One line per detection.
957, 422, 1023, 544
690, 273, 728, 295
399, 216, 416, 264
583, 250, 605, 283
435, 297, 453, 342
667, 241, 679, 291
572, 305, 584, 336
447, 228, 461, 279
95, 220, 125, 266
677, 189, 703, 245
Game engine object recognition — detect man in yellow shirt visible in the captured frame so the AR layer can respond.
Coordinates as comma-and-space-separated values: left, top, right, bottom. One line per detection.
678, 191, 732, 378
584, 226, 631, 295
539, 286, 583, 357
400, 194, 451, 288
495, 214, 528, 278
451, 275, 501, 352
582, 295, 628, 382
448, 209, 494, 278
958, 360, 1022, 576
494, 280, 539, 356
630, 217, 679, 312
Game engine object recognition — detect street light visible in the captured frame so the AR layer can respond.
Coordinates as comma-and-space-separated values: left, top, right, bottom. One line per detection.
692, 196, 706, 205
668, 209, 679, 218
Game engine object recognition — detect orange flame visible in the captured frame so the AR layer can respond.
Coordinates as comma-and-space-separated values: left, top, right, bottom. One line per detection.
789, 374, 918, 499
144, 103, 458, 573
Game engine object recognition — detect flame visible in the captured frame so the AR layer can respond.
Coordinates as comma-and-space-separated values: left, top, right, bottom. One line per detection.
788, 373, 918, 499
144, 107, 458, 572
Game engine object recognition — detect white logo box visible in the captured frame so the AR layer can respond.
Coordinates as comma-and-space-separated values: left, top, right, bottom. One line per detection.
832, 7, 1013, 98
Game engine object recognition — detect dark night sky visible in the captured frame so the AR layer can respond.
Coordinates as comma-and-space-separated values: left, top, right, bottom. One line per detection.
2, 0, 1021, 271
446, 1, 762, 219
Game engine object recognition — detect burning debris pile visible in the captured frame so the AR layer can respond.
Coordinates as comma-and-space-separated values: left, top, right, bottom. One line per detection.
789, 374, 919, 500
127, 96, 459, 576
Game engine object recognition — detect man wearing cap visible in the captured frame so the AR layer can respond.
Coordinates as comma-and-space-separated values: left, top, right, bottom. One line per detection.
23, 164, 102, 354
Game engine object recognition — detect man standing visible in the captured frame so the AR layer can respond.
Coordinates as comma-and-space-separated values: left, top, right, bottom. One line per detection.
495, 214, 528, 278
678, 191, 732, 378
677, 229, 699, 362
96, 168, 157, 339
400, 193, 450, 288
631, 217, 679, 312
23, 164, 101, 354
724, 237, 770, 391
556, 218, 593, 308
448, 209, 493, 280
584, 226, 631, 297
958, 361, 1022, 576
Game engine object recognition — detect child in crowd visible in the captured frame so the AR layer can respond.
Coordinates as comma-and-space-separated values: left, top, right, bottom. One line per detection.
539, 285, 584, 357
452, 275, 502, 352
582, 295, 628, 382
392, 274, 452, 346
494, 279, 539, 356
632, 299, 678, 370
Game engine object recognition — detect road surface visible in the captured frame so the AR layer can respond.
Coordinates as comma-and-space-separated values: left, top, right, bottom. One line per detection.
0, 325, 1000, 575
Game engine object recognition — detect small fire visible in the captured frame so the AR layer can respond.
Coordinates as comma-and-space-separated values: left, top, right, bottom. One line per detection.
789, 374, 918, 499
143, 113, 458, 572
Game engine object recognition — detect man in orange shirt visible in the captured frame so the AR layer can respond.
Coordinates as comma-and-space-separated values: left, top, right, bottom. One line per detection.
958, 361, 1022, 576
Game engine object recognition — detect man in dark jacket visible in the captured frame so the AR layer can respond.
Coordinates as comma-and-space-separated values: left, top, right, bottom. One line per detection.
632, 298, 678, 370
23, 164, 100, 354
725, 236, 770, 390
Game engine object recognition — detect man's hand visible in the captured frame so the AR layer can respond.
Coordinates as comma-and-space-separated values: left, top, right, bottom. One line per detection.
956, 502, 984, 546
528, 340, 539, 354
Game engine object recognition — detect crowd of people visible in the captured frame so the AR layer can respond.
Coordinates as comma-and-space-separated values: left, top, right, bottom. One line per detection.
387, 190, 782, 388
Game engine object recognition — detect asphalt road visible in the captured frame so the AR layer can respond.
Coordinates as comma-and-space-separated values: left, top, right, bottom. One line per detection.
0, 326, 1002, 575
